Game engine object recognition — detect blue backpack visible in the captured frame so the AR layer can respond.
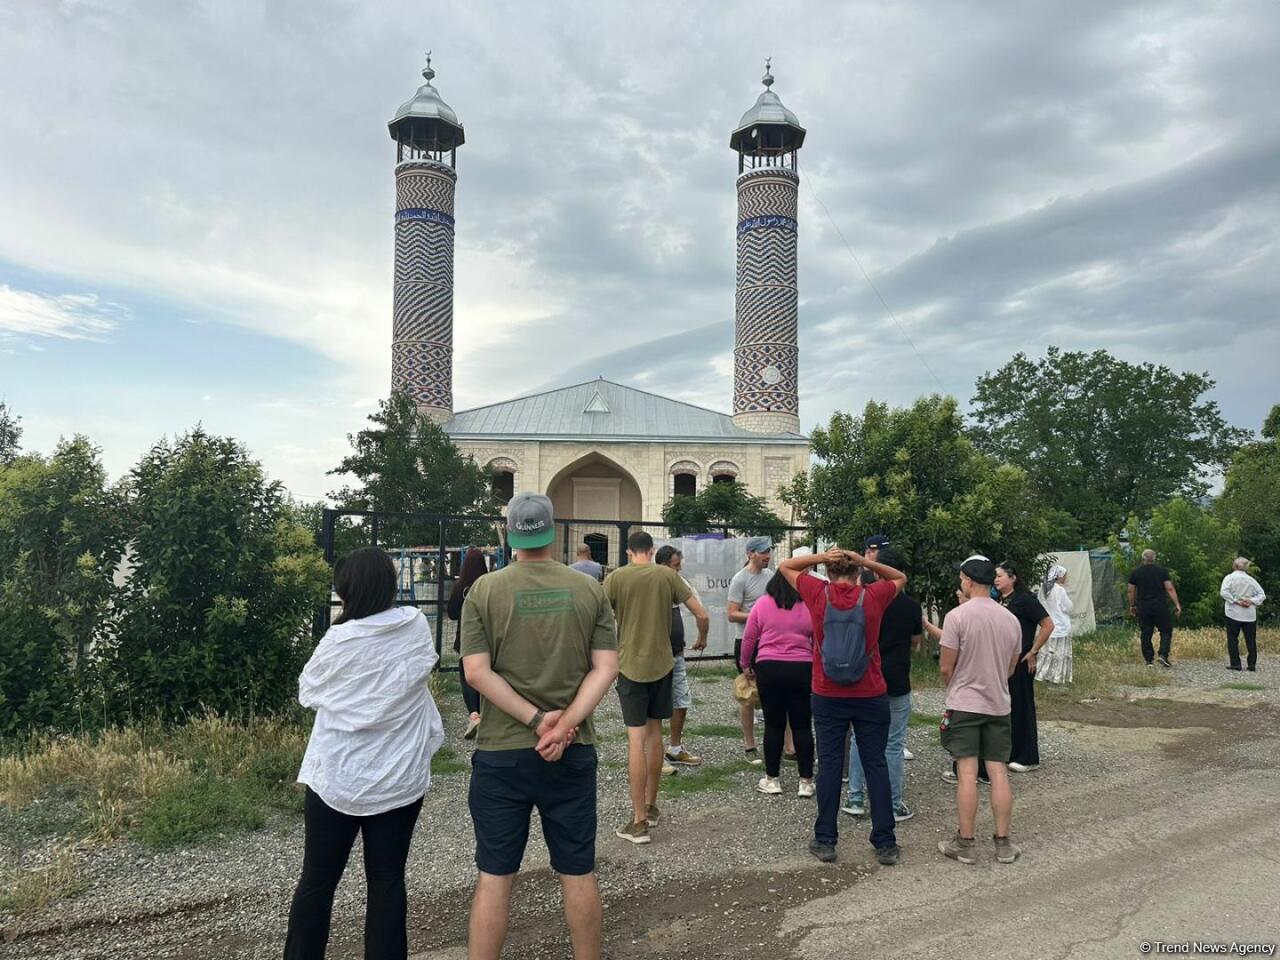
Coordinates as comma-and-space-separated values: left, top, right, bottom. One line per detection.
821, 586, 869, 684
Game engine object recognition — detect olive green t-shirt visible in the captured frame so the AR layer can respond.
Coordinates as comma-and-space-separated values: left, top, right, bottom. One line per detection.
603, 563, 693, 682
460, 560, 618, 751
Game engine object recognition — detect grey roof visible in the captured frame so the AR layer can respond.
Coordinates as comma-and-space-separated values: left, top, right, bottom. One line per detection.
730, 62, 806, 152
444, 379, 806, 443
388, 58, 465, 146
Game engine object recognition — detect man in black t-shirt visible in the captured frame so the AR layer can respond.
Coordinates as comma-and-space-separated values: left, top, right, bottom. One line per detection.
1127, 550, 1182, 667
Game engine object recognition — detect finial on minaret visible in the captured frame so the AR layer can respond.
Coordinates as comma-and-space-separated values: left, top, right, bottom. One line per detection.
762, 57, 774, 88
423, 50, 435, 83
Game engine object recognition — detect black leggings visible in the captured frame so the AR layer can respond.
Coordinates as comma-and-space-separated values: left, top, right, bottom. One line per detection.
1227, 620, 1258, 670
283, 788, 423, 960
754, 660, 814, 778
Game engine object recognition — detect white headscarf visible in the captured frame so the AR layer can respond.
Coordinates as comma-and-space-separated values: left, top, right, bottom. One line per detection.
1043, 563, 1068, 595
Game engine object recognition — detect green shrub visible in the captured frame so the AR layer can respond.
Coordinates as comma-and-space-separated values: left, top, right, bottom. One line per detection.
132, 772, 263, 848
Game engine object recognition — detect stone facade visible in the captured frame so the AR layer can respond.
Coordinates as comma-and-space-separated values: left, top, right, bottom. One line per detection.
452, 437, 809, 522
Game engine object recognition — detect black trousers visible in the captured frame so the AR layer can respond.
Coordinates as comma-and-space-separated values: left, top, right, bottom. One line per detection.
1227, 620, 1258, 670
283, 788, 423, 960
1138, 607, 1174, 662
1008, 658, 1039, 766
754, 660, 814, 778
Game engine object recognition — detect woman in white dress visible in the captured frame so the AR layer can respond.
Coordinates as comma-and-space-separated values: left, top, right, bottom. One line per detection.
1036, 564, 1074, 685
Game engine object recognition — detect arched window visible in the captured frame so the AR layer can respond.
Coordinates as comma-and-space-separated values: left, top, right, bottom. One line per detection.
584, 533, 609, 566
491, 470, 514, 504
673, 472, 697, 497
708, 460, 741, 485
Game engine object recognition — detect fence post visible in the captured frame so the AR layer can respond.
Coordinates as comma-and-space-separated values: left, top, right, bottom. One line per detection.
313, 509, 340, 639
618, 523, 630, 568
435, 519, 447, 661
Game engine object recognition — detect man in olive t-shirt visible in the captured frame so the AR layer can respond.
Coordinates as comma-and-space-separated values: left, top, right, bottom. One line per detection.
604, 530, 708, 845
461, 493, 620, 960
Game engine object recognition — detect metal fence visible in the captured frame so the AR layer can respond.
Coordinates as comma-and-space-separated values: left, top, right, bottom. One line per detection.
316, 509, 814, 671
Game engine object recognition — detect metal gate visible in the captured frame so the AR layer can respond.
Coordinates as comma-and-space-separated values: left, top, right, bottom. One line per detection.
316, 509, 813, 671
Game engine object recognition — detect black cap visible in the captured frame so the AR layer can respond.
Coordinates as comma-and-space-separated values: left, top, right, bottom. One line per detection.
958, 555, 997, 586
865, 534, 889, 550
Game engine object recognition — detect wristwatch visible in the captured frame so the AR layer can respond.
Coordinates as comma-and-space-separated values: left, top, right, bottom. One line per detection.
527, 709, 545, 731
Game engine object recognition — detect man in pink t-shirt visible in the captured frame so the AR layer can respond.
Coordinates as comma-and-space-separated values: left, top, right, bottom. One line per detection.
938, 556, 1023, 865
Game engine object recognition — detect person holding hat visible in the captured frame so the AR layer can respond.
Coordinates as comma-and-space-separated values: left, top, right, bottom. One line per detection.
937, 556, 1023, 865
728, 536, 776, 764
460, 493, 621, 959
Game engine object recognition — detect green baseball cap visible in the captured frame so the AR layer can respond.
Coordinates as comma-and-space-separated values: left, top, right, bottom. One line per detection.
506, 492, 556, 549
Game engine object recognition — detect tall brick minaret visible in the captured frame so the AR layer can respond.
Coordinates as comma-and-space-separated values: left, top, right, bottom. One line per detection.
729, 60, 806, 435
388, 55, 465, 425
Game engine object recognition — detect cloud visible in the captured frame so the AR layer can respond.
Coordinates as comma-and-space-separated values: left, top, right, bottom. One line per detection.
0, 284, 124, 343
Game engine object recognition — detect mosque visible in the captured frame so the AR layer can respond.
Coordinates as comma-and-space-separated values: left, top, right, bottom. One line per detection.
385, 57, 811, 551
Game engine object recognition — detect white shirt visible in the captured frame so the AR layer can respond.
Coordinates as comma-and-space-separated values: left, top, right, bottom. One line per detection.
1043, 583, 1074, 638
1220, 571, 1266, 623
297, 606, 444, 816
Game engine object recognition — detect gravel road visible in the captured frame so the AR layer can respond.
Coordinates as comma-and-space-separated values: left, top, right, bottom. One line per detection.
3, 660, 1278, 959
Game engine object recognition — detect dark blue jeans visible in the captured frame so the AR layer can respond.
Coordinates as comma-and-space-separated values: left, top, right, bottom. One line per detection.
812, 693, 895, 850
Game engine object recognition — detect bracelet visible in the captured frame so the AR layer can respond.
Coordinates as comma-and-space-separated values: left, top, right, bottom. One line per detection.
527, 709, 545, 731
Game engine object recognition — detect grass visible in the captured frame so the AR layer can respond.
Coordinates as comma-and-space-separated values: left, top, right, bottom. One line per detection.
0, 845, 86, 915
657, 762, 749, 798
432, 747, 468, 775
1220, 681, 1266, 692
685, 662, 741, 681
683, 723, 743, 739
908, 712, 941, 728
132, 774, 264, 848
1079, 624, 1280, 663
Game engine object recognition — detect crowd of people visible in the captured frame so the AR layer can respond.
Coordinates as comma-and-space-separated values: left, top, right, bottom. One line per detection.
281, 492, 1267, 959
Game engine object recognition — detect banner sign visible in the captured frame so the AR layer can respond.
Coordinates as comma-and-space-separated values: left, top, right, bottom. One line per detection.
654, 536, 768, 659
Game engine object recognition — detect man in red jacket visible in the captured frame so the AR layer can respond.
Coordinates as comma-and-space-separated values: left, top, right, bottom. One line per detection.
779, 546, 907, 866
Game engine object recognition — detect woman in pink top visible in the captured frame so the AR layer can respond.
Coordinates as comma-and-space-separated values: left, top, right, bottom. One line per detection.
742, 572, 815, 796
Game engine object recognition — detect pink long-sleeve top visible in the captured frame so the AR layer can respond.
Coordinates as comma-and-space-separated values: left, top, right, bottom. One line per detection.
740, 594, 814, 668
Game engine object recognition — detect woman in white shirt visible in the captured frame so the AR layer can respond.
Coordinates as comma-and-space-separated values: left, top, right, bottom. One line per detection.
1221, 557, 1266, 671
1036, 564, 1074, 685
284, 547, 444, 960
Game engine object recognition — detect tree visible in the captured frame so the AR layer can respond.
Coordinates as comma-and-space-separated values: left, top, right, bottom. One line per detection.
0, 400, 21, 465
1218, 403, 1280, 621
661, 480, 786, 538
1109, 498, 1239, 628
328, 391, 495, 549
784, 396, 1055, 617
0, 437, 125, 734
103, 428, 330, 722
970, 348, 1250, 544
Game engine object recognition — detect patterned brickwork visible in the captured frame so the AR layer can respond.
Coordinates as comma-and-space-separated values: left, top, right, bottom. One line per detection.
393, 161, 456, 414
734, 168, 799, 425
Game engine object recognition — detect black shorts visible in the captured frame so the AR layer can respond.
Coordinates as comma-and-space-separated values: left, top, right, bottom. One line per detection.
616, 670, 674, 727
468, 745, 598, 876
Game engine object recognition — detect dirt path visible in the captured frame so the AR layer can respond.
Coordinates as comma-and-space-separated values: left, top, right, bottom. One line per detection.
8, 680, 1279, 959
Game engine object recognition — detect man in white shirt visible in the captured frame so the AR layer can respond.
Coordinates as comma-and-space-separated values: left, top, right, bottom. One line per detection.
1221, 558, 1266, 671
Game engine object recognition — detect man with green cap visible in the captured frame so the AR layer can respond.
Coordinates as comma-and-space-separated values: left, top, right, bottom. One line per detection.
462, 492, 620, 959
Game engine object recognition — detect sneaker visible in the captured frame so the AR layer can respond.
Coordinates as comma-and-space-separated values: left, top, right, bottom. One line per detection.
1228, 665, 1243, 671
797, 779, 815, 798
940, 769, 958, 785
753, 709, 765, 725
1008, 762, 1038, 773
892, 800, 914, 822
1145, 660, 1155, 667
978, 773, 991, 786
646, 803, 661, 827
903, 747, 915, 761
808, 840, 837, 863
756, 776, 783, 795
661, 763, 677, 776
615, 820, 651, 845
1157, 655, 1172, 668
666, 748, 703, 767
841, 792, 866, 816
938, 833, 977, 864
993, 835, 1021, 864
875, 844, 901, 866
744, 747, 763, 766
462, 715, 481, 740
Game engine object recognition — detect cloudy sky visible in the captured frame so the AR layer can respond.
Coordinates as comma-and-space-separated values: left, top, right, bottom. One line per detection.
2, 0, 1277, 501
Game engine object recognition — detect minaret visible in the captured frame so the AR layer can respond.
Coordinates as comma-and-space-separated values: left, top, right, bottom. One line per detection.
729, 59, 806, 435
387, 54, 465, 425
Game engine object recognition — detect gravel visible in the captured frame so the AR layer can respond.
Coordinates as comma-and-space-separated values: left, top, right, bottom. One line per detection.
3, 657, 1276, 959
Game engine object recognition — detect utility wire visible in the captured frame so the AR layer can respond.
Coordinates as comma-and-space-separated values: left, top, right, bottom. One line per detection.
801, 170, 949, 393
